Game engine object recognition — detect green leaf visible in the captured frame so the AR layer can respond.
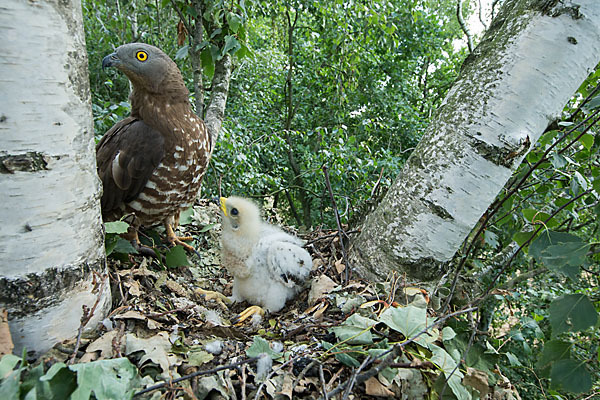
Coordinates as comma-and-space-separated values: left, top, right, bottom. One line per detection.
246, 336, 283, 360
330, 314, 377, 345
505, 352, 522, 366
0, 354, 21, 379
20, 363, 44, 398
582, 94, 600, 113
512, 230, 534, 247
322, 342, 360, 367
105, 234, 119, 256
579, 133, 594, 150
179, 207, 194, 225
175, 45, 189, 60
105, 221, 129, 234
551, 152, 567, 169
199, 223, 217, 233
165, 246, 190, 268
530, 231, 588, 279
549, 294, 598, 337
201, 48, 214, 79
573, 171, 588, 192
69, 358, 140, 400
113, 237, 137, 255
484, 230, 499, 248
442, 326, 456, 341
550, 359, 593, 394
379, 305, 430, 345
187, 349, 214, 367
536, 340, 571, 375
430, 344, 471, 400
38, 362, 77, 399
522, 209, 557, 228
0, 369, 21, 400
222, 35, 240, 57
226, 12, 242, 33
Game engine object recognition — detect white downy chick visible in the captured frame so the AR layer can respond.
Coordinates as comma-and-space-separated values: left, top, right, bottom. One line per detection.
220, 196, 312, 318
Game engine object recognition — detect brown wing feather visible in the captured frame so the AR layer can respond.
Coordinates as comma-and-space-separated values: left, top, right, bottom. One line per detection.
96, 116, 165, 215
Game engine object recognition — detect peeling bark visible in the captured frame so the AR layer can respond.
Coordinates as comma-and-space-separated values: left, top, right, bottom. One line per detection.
350, 0, 600, 283
0, 0, 110, 356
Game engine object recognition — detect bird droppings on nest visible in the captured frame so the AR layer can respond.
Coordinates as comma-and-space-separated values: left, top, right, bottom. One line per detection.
31, 198, 521, 399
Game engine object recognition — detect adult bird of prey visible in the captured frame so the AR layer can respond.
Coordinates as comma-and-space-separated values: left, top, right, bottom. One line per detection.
217, 196, 312, 322
96, 43, 211, 250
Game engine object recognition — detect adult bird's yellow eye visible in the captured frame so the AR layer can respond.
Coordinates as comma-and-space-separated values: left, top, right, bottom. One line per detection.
136, 51, 148, 62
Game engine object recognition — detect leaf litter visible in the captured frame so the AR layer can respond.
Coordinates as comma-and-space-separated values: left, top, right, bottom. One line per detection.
7, 199, 523, 399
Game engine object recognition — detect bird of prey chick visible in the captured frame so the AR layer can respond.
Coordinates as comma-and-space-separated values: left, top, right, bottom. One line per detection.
218, 196, 312, 322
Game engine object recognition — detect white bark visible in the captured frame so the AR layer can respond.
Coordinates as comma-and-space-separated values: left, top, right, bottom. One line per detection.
0, 0, 110, 355
350, 0, 600, 282
205, 53, 233, 149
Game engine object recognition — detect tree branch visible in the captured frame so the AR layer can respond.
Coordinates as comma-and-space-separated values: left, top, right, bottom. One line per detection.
204, 53, 233, 148
456, 0, 474, 52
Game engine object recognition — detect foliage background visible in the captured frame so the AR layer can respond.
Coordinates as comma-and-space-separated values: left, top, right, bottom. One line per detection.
81, 0, 599, 398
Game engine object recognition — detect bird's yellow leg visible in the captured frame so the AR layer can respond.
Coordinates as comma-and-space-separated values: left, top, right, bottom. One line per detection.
164, 221, 195, 251
232, 306, 265, 325
195, 288, 232, 310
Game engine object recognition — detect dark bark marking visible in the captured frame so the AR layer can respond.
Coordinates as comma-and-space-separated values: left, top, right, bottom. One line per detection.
0, 152, 49, 174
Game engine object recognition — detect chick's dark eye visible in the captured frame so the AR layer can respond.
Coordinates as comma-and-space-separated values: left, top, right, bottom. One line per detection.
231, 208, 239, 216
136, 51, 148, 62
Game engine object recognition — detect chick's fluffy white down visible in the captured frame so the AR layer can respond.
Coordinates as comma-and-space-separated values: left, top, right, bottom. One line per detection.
221, 197, 312, 312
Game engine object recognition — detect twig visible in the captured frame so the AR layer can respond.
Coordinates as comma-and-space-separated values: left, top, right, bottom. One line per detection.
479, 189, 590, 300
387, 361, 435, 369
319, 363, 329, 400
456, 0, 474, 52
477, 0, 488, 30
304, 230, 360, 246
319, 306, 477, 400
440, 310, 478, 398
240, 364, 247, 400
168, 0, 193, 41
68, 272, 107, 364
146, 304, 195, 319
342, 356, 371, 400
133, 357, 259, 397
322, 165, 351, 284
491, 0, 500, 19
254, 354, 304, 400
442, 111, 600, 313
370, 167, 385, 198
291, 359, 318, 393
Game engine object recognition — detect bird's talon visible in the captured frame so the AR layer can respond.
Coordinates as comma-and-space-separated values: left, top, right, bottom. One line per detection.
171, 238, 196, 252
196, 289, 231, 310
233, 305, 265, 325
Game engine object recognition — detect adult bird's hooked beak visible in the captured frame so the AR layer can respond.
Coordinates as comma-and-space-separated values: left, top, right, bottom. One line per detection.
220, 197, 228, 216
102, 52, 120, 69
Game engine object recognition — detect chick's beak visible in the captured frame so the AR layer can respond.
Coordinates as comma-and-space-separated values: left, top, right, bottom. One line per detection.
220, 197, 228, 216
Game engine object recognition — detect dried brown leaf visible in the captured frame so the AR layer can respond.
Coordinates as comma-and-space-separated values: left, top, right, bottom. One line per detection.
308, 275, 338, 305
0, 309, 13, 357
364, 376, 394, 397
334, 258, 345, 274
463, 366, 490, 398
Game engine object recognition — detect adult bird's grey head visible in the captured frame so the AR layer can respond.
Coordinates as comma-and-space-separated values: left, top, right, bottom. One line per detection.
101, 43, 181, 94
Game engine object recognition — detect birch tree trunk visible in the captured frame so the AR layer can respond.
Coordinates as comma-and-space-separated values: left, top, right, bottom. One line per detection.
350, 0, 600, 282
0, 0, 110, 356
